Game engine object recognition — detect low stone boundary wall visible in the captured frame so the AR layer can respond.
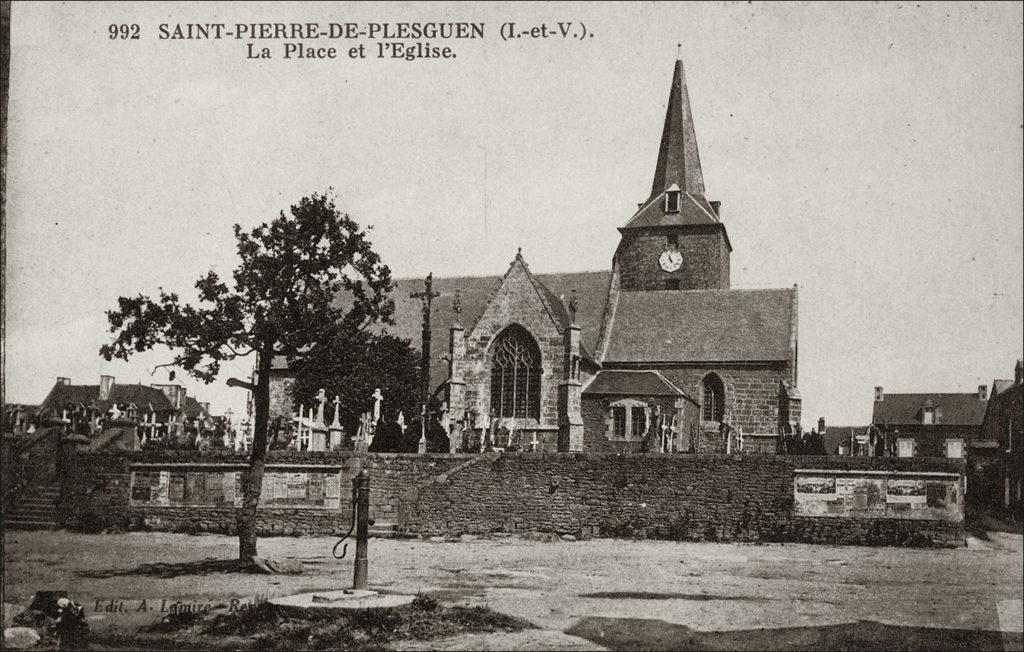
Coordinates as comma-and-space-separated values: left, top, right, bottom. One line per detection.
57, 450, 965, 546
402, 454, 965, 547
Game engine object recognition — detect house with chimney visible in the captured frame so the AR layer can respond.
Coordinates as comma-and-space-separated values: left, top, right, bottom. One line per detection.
870, 385, 989, 459
260, 53, 801, 454
978, 359, 1023, 513
35, 375, 213, 448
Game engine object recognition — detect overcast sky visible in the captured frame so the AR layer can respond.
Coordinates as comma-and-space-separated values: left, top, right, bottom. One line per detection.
5, 1, 1023, 427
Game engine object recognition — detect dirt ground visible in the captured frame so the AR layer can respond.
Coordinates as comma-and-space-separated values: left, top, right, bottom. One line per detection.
3, 530, 1022, 650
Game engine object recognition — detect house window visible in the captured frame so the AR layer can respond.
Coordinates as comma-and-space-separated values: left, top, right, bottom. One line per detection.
897, 438, 915, 458
630, 407, 647, 438
606, 399, 650, 441
922, 408, 935, 425
489, 325, 542, 419
667, 234, 678, 248
701, 374, 725, 422
612, 406, 627, 438
945, 439, 964, 459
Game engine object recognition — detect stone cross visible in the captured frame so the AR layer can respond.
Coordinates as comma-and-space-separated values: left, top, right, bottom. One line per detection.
331, 395, 342, 429
372, 388, 383, 423
418, 404, 429, 454
315, 388, 328, 425
397, 411, 407, 434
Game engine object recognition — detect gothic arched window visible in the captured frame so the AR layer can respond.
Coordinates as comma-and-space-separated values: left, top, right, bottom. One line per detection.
701, 373, 725, 422
489, 325, 542, 419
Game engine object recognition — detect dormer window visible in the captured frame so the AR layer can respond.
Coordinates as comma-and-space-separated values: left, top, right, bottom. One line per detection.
922, 400, 935, 425
665, 183, 681, 213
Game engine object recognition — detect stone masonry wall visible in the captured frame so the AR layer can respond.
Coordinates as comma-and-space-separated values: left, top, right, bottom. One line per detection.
405, 454, 965, 547
581, 395, 699, 454
57, 449, 964, 547
658, 366, 790, 435
59, 450, 468, 536
615, 226, 729, 291
462, 262, 565, 446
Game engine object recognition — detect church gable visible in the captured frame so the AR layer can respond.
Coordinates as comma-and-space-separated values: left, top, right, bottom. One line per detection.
461, 254, 568, 429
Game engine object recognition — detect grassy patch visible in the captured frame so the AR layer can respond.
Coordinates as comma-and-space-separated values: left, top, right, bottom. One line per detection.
93, 596, 533, 650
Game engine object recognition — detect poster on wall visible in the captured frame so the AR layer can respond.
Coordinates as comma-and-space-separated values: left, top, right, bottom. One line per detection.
793, 470, 962, 521
130, 467, 343, 509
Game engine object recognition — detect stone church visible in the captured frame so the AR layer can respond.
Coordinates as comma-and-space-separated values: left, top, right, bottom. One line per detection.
269, 56, 801, 454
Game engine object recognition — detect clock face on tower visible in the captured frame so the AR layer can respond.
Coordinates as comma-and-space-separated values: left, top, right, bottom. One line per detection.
659, 249, 683, 273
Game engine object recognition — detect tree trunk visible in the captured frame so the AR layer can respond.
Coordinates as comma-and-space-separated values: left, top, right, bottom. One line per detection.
237, 343, 273, 562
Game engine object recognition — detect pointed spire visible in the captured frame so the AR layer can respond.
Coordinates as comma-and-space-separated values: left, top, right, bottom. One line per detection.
649, 49, 705, 200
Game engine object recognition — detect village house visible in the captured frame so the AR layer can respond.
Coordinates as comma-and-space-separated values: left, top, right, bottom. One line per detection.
261, 54, 801, 454
34, 375, 214, 449
978, 359, 1023, 512
870, 385, 988, 459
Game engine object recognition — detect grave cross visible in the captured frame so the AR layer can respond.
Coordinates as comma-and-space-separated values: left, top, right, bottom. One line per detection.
331, 395, 342, 429
371, 388, 383, 423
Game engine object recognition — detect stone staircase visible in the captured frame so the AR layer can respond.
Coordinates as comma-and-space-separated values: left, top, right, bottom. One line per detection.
368, 521, 417, 539
3, 483, 61, 530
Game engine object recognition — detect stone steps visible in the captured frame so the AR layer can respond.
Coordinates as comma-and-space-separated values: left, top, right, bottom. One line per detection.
368, 522, 417, 539
3, 483, 60, 530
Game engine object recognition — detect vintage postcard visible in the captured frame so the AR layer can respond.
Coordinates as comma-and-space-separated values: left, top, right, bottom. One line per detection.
2, 2, 1022, 650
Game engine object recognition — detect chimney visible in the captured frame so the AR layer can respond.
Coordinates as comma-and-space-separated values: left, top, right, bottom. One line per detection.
710, 201, 721, 218
200, 402, 210, 415
874, 386, 884, 402
1016, 359, 1023, 386
818, 417, 826, 433
176, 387, 186, 410
978, 385, 988, 401
57, 377, 70, 386
99, 375, 115, 401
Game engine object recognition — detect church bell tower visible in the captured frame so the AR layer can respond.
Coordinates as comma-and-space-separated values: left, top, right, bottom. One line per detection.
614, 53, 732, 292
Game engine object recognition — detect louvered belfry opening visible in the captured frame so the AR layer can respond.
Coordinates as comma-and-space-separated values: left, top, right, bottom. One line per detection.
489, 325, 542, 419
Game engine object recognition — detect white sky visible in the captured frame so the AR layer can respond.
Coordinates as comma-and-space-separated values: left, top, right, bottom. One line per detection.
4, 1, 1023, 427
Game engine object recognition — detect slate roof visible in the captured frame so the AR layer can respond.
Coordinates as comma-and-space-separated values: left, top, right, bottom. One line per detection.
872, 393, 988, 427
394, 271, 612, 391
583, 370, 691, 398
602, 288, 796, 363
820, 426, 870, 455
38, 383, 176, 415
624, 191, 720, 229
286, 270, 615, 391
992, 379, 1014, 397
182, 396, 209, 418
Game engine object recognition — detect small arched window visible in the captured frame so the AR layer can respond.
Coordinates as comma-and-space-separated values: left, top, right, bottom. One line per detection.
702, 373, 725, 422
489, 325, 542, 419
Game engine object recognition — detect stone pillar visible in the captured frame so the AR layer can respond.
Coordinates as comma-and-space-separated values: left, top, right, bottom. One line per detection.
673, 398, 689, 452
445, 320, 466, 431
558, 320, 584, 452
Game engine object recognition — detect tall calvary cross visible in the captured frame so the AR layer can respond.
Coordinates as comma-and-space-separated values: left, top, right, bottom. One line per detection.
410, 273, 440, 410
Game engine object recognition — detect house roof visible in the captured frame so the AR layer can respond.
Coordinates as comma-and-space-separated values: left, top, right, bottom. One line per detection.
583, 369, 693, 399
182, 396, 209, 419
602, 288, 796, 363
820, 425, 870, 455
872, 393, 988, 427
992, 379, 1014, 397
38, 383, 176, 415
